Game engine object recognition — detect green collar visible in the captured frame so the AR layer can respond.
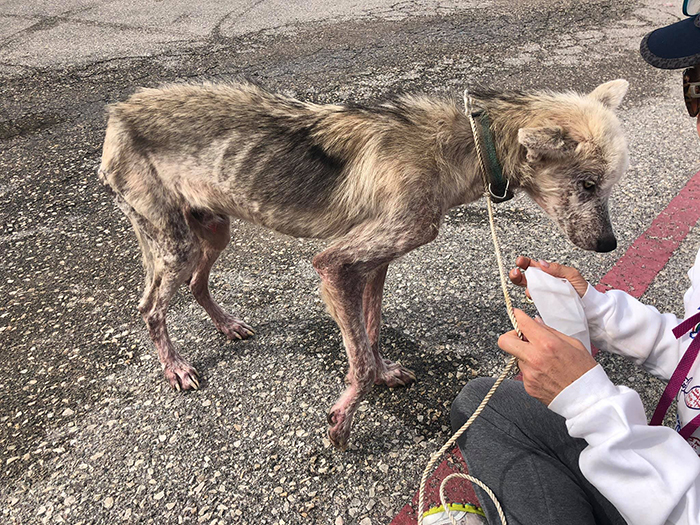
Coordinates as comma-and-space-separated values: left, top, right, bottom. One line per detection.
473, 109, 514, 203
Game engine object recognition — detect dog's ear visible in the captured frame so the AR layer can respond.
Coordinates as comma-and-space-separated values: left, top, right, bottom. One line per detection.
588, 79, 629, 110
518, 126, 575, 162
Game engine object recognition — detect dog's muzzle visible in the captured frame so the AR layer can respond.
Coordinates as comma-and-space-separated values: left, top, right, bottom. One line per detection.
595, 235, 617, 253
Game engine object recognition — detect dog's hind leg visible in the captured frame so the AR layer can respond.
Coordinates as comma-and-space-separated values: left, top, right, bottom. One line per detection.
186, 210, 254, 340
363, 265, 416, 388
107, 186, 201, 390
313, 214, 440, 448
138, 212, 203, 391
109, 189, 158, 310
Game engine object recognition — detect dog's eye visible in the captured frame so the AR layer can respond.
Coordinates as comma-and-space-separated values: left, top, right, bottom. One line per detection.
582, 180, 596, 191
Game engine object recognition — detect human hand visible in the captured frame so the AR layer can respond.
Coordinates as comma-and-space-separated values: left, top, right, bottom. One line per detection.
508, 256, 588, 299
498, 309, 597, 405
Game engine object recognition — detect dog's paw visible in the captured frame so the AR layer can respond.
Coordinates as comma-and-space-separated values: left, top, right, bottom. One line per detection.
215, 315, 255, 340
164, 362, 200, 391
375, 359, 416, 388
327, 408, 352, 450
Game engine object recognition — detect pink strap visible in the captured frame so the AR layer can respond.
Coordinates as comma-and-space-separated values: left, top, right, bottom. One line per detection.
650, 311, 700, 427
673, 311, 700, 339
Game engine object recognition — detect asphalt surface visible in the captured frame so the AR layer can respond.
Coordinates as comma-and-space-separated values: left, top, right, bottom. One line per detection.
2, 0, 699, 524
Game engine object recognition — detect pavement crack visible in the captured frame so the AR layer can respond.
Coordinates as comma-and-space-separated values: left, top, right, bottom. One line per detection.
211, 0, 270, 43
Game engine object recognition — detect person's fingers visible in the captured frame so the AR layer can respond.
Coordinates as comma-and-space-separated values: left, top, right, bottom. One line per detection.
515, 256, 536, 270
497, 329, 530, 360
536, 260, 587, 298
512, 308, 552, 346
528, 315, 589, 352
544, 326, 588, 352
537, 259, 573, 279
509, 267, 528, 288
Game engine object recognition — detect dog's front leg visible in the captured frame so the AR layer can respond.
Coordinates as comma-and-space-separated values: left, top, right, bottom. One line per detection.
313, 215, 440, 449
363, 265, 416, 387
315, 263, 373, 450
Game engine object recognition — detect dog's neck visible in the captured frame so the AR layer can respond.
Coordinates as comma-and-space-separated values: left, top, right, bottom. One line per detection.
446, 91, 535, 206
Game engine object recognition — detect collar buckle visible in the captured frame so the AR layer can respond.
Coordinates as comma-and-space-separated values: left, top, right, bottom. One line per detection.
488, 180, 512, 203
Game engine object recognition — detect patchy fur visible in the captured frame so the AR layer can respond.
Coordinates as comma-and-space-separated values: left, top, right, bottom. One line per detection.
99, 79, 629, 448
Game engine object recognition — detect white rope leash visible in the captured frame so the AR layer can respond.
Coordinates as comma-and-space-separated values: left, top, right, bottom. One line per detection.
416, 90, 524, 525
440, 474, 507, 524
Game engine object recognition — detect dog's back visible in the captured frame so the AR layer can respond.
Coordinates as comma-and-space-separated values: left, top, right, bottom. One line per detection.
99, 82, 470, 239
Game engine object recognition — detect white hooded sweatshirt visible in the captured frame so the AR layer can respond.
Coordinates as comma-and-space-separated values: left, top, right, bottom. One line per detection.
538, 248, 700, 525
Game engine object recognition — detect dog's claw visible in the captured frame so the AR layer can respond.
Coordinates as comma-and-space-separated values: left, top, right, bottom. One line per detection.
215, 315, 255, 341
375, 359, 417, 388
327, 405, 352, 450
327, 428, 347, 452
164, 362, 201, 391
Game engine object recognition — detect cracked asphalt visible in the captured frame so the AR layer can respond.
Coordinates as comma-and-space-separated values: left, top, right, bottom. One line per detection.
2, 0, 700, 523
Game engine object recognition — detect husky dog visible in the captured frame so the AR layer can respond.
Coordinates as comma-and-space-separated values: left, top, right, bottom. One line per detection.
99, 79, 629, 448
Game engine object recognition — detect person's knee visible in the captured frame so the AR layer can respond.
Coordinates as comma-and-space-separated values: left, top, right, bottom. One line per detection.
450, 377, 497, 432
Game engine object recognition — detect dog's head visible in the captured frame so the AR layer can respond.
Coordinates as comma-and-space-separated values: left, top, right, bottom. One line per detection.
517, 79, 629, 252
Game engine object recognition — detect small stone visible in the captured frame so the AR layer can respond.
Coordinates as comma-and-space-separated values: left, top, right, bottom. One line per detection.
166, 502, 176, 510
335, 518, 344, 525
62, 408, 74, 417
378, 463, 389, 474
154, 491, 165, 500
104, 497, 114, 509
359, 519, 372, 525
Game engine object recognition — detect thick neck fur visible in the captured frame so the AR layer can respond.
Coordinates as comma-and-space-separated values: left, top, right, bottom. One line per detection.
433, 89, 540, 207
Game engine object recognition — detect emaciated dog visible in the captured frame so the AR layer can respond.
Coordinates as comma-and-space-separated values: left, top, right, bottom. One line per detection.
99, 79, 629, 448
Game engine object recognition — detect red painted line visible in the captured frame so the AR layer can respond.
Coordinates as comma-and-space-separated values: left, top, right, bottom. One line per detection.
596, 170, 700, 297
392, 170, 700, 524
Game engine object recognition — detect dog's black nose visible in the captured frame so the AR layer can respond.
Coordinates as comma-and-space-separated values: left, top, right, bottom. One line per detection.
596, 235, 617, 253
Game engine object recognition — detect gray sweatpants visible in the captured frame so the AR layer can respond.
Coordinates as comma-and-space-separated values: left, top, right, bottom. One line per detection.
450, 378, 628, 525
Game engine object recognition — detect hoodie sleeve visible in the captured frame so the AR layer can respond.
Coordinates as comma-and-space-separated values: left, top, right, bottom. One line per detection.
549, 365, 700, 525
581, 285, 684, 381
